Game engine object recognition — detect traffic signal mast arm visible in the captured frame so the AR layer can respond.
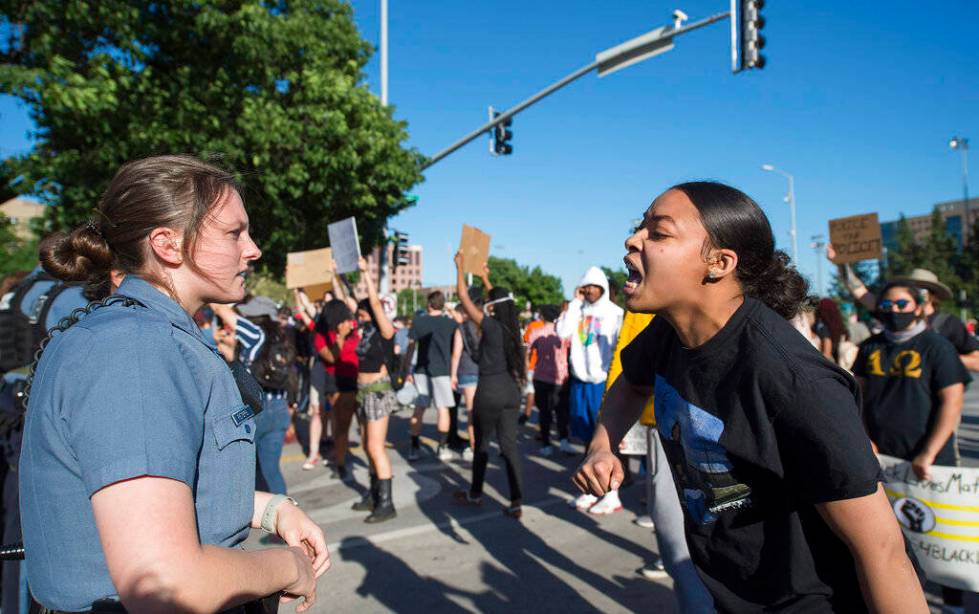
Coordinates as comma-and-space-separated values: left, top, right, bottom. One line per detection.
422, 9, 732, 170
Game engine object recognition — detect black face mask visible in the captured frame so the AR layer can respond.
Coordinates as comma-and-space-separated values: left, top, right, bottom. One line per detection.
878, 311, 917, 332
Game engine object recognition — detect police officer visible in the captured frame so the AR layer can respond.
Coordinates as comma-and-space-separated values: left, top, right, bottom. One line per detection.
19, 155, 329, 612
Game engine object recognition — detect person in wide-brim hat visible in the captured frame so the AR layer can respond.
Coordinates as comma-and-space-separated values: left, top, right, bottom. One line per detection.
887, 268, 953, 302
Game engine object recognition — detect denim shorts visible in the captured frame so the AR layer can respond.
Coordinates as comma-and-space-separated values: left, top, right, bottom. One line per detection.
458, 374, 479, 389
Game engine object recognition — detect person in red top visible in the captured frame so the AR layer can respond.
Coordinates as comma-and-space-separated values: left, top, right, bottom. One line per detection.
310, 300, 360, 480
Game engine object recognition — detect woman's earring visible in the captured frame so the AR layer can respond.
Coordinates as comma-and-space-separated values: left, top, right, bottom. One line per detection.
707, 270, 717, 280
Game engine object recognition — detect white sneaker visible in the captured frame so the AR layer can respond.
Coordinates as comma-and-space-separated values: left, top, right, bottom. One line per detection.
559, 438, 574, 455
437, 446, 455, 461
588, 490, 623, 515
633, 514, 655, 529
462, 447, 474, 461
539, 445, 554, 457
638, 560, 668, 580
570, 493, 598, 510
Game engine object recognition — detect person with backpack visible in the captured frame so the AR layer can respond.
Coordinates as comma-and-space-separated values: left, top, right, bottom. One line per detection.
576, 181, 926, 612
20, 155, 328, 612
351, 257, 399, 523
212, 296, 296, 496
0, 266, 92, 614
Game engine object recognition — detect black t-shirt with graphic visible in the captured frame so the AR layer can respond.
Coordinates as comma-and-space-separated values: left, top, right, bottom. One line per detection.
622, 297, 889, 613
853, 330, 971, 465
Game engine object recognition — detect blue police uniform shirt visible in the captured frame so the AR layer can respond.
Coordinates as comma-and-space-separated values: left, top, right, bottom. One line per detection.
20, 276, 257, 611
18, 266, 89, 331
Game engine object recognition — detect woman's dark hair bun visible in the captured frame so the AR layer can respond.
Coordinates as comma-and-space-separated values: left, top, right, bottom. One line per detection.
38, 224, 113, 288
741, 250, 810, 320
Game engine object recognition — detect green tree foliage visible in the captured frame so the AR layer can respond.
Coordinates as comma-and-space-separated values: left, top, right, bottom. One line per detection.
887, 215, 923, 276
601, 266, 628, 309
0, 0, 424, 271
0, 215, 39, 277
396, 287, 426, 317
469, 256, 564, 310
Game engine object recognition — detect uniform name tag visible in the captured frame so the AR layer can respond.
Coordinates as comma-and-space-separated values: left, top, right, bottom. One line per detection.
232, 406, 255, 427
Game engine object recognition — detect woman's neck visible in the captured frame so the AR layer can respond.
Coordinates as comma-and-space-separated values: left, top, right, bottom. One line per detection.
663, 293, 745, 349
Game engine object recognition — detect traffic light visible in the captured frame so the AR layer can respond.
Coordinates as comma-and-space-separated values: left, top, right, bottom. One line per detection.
488, 106, 513, 156
393, 231, 410, 271
732, 0, 766, 72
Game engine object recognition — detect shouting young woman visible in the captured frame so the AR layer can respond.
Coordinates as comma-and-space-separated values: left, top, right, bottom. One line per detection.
574, 181, 925, 612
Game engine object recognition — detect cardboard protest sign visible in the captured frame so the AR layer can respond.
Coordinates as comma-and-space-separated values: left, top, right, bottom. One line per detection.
286, 248, 333, 296
880, 454, 979, 591
828, 213, 882, 264
619, 422, 649, 456
459, 224, 491, 274
328, 217, 361, 274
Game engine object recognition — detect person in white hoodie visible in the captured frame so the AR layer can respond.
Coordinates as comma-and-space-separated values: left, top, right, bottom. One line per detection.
557, 266, 624, 513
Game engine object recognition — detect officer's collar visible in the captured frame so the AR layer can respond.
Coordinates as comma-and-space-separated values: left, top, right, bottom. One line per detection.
115, 276, 204, 340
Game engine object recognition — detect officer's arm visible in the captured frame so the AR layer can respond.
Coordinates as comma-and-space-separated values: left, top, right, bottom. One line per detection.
92, 477, 306, 613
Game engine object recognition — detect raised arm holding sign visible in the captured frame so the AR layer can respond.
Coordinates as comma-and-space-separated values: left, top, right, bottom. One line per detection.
459, 224, 491, 275
328, 217, 361, 274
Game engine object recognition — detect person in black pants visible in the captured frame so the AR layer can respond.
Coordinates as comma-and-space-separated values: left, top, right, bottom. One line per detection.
452, 251, 526, 519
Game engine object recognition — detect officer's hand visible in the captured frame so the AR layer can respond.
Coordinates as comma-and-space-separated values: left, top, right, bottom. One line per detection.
573, 446, 623, 497
280, 546, 318, 612
276, 503, 331, 579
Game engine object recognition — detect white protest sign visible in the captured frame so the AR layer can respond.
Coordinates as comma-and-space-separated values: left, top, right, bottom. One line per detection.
619, 422, 649, 456
880, 454, 979, 591
328, 217, 361, 274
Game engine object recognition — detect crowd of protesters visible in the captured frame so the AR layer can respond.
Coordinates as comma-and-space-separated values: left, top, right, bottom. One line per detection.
2, 154, 979, 613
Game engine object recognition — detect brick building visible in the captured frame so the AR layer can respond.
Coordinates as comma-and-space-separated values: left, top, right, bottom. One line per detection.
880, 197, 979, 254
353, 243, 423, 295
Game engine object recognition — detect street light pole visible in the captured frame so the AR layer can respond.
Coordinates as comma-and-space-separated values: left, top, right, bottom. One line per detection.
380, 0, 388, 106
950, 136, 970, 243
761, 164, 798, 265
811, 234, 826, 294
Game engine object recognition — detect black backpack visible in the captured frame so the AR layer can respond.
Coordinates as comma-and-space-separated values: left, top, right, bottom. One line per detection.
0, 273, 74, 375
250, 326, 296, 391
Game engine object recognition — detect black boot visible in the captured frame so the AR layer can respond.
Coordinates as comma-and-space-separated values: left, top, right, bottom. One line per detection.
365, 478, 397, 523
352, 474, 377, 512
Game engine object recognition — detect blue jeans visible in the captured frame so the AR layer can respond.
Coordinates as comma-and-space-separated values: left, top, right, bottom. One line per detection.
255, 395, 291, 495
569, 377, 604, 442
646, 427, 714, 613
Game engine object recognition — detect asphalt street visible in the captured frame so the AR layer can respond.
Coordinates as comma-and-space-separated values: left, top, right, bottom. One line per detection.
249, 383, 979, 614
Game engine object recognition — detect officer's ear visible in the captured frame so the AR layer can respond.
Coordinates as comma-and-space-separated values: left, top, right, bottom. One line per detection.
148, 227, 184, 266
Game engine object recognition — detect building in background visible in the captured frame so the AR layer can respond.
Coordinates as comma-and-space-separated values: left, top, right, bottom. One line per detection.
0, 197, 45, 240
354, 243, 423, 295
880, 197, 979, 254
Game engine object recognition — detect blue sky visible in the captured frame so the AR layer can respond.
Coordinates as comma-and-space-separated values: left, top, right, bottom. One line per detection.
3, 1, 978, 295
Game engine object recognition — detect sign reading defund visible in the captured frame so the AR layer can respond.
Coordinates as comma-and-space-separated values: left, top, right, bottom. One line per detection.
880, 454, 979, 591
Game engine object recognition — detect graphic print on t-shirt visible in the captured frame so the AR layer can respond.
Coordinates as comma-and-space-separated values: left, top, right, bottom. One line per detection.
577, 315, 599, 347
655, 375, 752, 524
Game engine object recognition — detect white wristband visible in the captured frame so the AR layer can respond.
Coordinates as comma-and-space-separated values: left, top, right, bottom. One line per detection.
260, 495, 298, 534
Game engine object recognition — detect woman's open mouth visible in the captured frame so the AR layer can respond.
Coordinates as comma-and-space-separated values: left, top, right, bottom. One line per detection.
623, 259, 642, 295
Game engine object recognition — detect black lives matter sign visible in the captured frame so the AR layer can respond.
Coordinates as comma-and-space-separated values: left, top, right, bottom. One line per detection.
829, 213, 882, 264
